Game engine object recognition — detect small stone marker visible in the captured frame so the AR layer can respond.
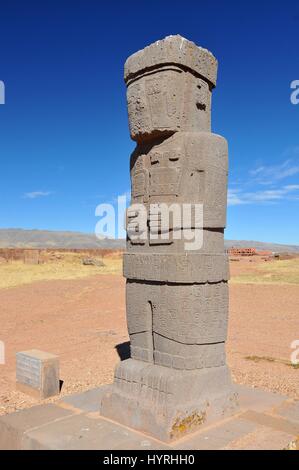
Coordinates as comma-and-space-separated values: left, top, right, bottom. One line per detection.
16, 350, 59, 399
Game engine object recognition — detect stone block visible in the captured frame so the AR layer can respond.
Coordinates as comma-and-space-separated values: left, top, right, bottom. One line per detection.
127, 228, 225, 255
123, 252, 229, 282
23, 414, 170, 450
60, 386, 112, 413
235, 384, 288, 413
125, 36, 218, 141
16, 349, 59, 399
124, 35, 218, 86
0, 404, 73, 450
100, 359, 238, 442
126, 280, 229, 367
275, 400, 299, 423
129, 132, 228, 229
173, 417, 257, 450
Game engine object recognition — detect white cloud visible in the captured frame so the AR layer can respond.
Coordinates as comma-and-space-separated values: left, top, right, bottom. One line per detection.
228, 185, 299, 206
23, 191, 52, 199
229, 146, 299, 206
227, 189, 246, 206
250, 160, 299, 183
250, 147, 299, 185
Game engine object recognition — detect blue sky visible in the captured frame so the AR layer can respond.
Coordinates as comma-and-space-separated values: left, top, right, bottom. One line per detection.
0, 0, 298, 244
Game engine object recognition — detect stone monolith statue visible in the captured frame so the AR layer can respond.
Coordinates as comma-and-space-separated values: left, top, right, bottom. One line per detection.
101, 35, 238, 442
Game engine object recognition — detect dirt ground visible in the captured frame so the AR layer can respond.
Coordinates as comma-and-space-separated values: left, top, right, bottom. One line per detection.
0, 256, 298, 415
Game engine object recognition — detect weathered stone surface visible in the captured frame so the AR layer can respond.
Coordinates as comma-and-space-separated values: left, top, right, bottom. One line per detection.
173, 417, 257, 450
123, 253, 229, 282
16, 349, 59, 399
223, 426, 296, 451
0, 385, 297, 450
236, 384, 288, 413
23, 414, 169, 450
0, 404, 73, 450
129, 132, 228, 228
127, 70, 212, 140
101, 359, 237, 442
101, 35, 237, 441
241, 410, 299, 436
275, 400, 299, 423
60, 386, 111, 413
127, 228, 225, 253
124, 35, 218, 85
125, 37, 218, 142
126, 280, 229, 367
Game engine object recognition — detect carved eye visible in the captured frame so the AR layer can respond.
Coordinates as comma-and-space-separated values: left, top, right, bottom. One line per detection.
196, 102, 206, 111
150, 153, 160, 165
169, 151, 181, 161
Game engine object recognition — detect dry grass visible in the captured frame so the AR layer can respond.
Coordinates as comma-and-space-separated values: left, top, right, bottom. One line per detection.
2, 254, 299, 289
231, 258, 299, 285
0, 254, 122, 289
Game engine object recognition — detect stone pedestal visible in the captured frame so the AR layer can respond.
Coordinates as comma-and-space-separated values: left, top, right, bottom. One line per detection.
101, 360, 237, 442
101, 35, 238, 441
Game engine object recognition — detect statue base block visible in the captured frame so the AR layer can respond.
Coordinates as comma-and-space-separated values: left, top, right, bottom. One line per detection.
100, 359, 238, 442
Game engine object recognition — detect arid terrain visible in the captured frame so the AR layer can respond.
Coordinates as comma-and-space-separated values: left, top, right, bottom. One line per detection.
0, 251, 298, 416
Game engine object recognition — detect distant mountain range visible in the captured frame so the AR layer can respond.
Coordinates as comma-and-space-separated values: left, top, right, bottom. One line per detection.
0, 229, 125, 249
0, 229, 298, 253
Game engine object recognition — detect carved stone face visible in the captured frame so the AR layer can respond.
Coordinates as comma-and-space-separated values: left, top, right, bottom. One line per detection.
127, 68, 211, 142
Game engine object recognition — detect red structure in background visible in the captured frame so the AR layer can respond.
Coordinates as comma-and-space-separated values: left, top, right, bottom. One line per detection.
228, 247, 273, 257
